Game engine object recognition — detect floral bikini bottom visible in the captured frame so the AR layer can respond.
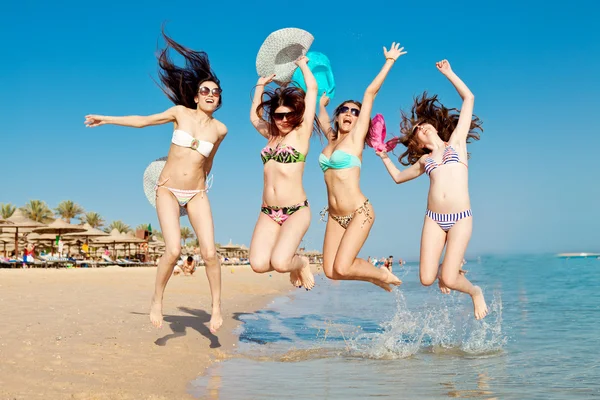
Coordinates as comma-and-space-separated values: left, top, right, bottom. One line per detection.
261, 200, 309, 226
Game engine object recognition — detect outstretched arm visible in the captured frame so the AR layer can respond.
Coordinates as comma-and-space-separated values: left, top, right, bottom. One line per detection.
250, 74, 276, 138
84, 106, 179, 128
376, 151, 424, 184
317, 92, 333, 140
296, 55, 318, 138
437, 60, 475, 144
352, 43, 407, 142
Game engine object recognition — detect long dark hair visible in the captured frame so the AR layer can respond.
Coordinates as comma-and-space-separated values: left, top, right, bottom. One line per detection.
398, 92, 482, 166
156, 27, 222, 110
256, 83, 323, 138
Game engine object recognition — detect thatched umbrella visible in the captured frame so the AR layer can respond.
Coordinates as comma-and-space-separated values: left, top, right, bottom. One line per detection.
31, 219, 87, 255
0, 232, 14, 257
0, 209, 46, 257
92, 229, 143, 258
64, 223, 109, 254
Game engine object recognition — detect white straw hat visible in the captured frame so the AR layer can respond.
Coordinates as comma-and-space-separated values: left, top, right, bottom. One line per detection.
143, 157, 188, 217
256, 28, 314, 85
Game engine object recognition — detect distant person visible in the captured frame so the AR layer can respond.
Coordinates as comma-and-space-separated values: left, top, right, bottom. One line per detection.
182, 256, 197, 275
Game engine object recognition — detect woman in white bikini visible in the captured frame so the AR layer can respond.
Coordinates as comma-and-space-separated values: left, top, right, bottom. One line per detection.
85, 29, 226, 332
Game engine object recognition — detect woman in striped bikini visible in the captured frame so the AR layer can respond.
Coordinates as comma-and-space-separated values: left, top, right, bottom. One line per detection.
376, 60, 488, 319
84, 29, 226, 331
248, 55, 321, 290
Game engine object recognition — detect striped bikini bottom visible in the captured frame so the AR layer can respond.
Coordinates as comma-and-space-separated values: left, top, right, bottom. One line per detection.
425, 209, 472, 232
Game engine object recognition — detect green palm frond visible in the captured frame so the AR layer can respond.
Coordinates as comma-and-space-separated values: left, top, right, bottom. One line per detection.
20, 200, 54, 223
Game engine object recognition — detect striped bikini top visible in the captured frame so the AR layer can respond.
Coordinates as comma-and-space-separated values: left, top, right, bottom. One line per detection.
424, 143, 467, 176
261, 142, 306, 164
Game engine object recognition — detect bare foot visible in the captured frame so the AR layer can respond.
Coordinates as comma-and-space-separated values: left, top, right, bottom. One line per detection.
289, 269, 302, 288
438, 277, 451, 294
368, 278, 392, 292
438, 265, 451, 294
437, 265, 467, 294
149, 297, 163, 328
380, 267, 402, 287
298, 256, 315, 290
209, 307, 223, 334
471, 286, 489, 320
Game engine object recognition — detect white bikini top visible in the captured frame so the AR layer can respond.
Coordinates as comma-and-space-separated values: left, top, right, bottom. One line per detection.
171, 129, 214, 158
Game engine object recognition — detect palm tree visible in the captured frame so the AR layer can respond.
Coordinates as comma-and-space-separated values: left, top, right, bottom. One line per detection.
0, 203, 16, 219
180, 227, 193, 246
83, 212, 105, 229
154, 231, 163, 241
104, 220, 131, 234
54, 200, 85, 223
20, 200, 54, 223
136, 223, 150, 232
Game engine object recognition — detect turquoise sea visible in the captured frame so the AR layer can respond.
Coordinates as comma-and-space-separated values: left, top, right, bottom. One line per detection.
191, 255, 600, 399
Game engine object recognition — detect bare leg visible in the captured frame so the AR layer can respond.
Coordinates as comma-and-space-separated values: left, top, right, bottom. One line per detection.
270, 207, 313, 289
419, 216, 447, 287
441, 217, 488, 320
151, 187, 182, 328
322, 215, 391, 291
330, 203, 401, 291
187, 193, 223, 333
249, 213, 280, 274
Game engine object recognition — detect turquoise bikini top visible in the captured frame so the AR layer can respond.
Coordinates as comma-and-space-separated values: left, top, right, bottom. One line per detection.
318, 150, 362, 172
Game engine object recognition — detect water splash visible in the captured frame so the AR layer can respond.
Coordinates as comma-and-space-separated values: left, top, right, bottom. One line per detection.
350, 289, 506, 359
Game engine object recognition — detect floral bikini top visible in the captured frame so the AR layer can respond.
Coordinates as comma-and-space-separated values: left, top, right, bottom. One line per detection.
261, 142, 306, 164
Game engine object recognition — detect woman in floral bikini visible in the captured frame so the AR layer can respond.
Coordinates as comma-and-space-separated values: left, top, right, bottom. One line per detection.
248, 56, 321, 290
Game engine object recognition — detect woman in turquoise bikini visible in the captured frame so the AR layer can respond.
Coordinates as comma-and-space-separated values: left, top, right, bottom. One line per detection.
317, 43, 405, 291
248, 55, 321, 290
84, 30, 226, 332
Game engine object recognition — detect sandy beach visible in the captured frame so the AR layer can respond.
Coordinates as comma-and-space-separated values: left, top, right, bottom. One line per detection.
0, 265, 310, 399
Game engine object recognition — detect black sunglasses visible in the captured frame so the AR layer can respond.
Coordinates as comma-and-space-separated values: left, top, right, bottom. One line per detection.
339, 106, 360, 117
273, 111, 295, 121
198, 86, 222, 97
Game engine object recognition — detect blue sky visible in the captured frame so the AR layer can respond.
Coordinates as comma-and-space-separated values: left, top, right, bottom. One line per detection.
1, 0, 598, 260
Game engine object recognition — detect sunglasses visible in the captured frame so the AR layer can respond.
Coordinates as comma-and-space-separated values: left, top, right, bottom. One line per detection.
273, 111, 295, 121
198, 86, 222, 97
339, 106, 360, 117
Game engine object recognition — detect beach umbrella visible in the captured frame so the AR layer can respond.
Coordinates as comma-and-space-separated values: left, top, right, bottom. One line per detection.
0, 209, 47, 257
64, 223, 109, 253
32, 219, 87, 255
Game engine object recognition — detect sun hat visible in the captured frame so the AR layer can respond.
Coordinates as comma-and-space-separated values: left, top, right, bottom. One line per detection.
256, 28, 314, 85
143, 157, 188, 217
291, 51, 336, 107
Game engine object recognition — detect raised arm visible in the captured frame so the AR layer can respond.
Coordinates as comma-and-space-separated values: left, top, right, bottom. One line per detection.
296, 55, 318, 138
437, 60, 475, 144
352, 43, 406, 142
84, 106, 179, 128
250, 74, 276, 138
317, 92, 334, 140
204, 123, 227, 176
376, 151, 424, 184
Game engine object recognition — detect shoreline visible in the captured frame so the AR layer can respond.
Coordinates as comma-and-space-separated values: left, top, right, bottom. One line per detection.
0, 265, 317, 399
